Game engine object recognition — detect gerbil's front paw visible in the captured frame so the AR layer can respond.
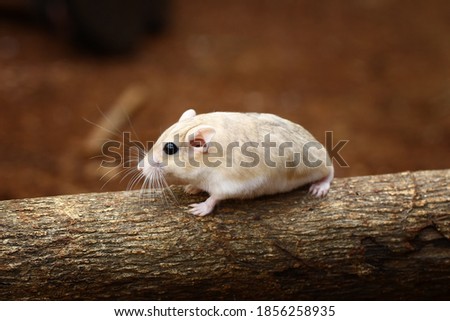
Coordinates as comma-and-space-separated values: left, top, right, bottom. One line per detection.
184, 185, 202, 195
309, 181, 330, 198
189, 202, 214, 216
188, 196, 218, 216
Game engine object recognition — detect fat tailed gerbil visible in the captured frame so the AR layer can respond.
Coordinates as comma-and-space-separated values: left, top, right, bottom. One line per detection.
138, 109, 334, 216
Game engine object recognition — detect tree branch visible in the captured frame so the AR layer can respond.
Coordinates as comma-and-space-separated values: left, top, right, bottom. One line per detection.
1, 169, 449, 300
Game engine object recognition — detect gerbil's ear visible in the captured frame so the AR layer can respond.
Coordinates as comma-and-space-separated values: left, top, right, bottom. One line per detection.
179, 109, 196, 122
189, 126, 216, 153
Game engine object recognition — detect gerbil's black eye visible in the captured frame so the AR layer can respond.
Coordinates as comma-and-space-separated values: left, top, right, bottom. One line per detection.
163, 142, 179, 155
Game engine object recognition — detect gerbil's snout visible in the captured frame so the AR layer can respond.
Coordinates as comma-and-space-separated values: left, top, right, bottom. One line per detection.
133, 151, 178, 205
138, 153, 162, 172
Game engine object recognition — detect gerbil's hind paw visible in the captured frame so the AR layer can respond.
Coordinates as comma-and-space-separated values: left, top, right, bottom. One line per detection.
184, 185, 202, 195
309, 181, 330, 198
189, 202, 214, 216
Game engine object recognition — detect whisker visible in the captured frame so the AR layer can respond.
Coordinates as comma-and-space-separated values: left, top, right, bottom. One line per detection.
120, 168, 140, 184
127, 171, 144, 191
139, 175, 153, 206
101, 167, 129, 190
162, 180, 178, 205
90, 154, 110, 160
160, 175, 177, 205
96, 105, 123, 136
83, 117, 122, 140
124, 110, 143, 144
99, 165, 127, 181
130, 162, 178, 209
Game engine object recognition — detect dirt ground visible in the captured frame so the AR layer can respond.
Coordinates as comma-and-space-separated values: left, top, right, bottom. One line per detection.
0, 0, 449, 200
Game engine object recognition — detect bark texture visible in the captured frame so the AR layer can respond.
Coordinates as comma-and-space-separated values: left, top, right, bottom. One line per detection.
1, 169, 449, 300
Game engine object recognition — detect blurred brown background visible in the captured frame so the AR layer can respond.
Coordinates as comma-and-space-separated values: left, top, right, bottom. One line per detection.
0, 0, 449, 200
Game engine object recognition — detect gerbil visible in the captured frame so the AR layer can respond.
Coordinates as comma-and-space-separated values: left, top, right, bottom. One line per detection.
138, 109, 334, 216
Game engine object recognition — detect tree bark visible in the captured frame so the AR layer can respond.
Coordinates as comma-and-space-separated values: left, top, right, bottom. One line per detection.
1, 169, 449, 300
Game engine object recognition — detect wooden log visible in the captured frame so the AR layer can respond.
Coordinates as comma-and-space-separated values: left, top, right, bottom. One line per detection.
0, 169, 449, 300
